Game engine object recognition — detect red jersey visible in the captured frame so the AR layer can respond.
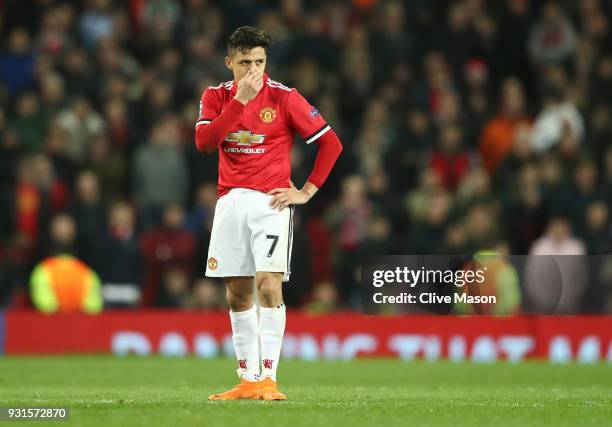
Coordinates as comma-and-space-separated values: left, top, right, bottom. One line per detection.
195, 74, 330, 196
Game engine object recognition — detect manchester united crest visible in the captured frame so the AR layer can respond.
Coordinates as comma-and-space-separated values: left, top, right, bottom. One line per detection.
208, 257, 218, 271
260, 107, 277, 124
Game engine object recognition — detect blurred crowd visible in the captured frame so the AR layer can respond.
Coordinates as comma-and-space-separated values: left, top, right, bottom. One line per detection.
1, 0, 611, 313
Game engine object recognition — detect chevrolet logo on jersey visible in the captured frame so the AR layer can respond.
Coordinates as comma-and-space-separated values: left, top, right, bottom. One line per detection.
225, 130, 266, 146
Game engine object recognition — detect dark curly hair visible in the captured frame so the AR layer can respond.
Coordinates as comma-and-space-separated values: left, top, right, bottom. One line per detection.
227, 26, 272, 55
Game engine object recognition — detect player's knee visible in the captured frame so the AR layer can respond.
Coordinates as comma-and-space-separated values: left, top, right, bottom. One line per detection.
226, 288, 253, 311
256, 274, 282, 300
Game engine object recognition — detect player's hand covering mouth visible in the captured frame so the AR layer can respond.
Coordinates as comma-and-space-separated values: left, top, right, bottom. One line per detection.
234, 70, 264, 105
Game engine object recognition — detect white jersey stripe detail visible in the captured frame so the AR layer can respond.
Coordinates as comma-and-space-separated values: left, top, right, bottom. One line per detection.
266, 83, 291, 92
268, 78, 291, 89
305, 125, 331, 144
208, 81, 233, 91
266, 81, 292, 91
195, 120, 211, 127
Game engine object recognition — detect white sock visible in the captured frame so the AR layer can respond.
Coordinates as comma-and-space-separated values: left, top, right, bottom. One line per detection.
259, 304, 286, 381
229, 305, 260, 381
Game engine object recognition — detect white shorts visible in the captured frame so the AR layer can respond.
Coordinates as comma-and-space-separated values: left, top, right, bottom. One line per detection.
205, 188, 294, 282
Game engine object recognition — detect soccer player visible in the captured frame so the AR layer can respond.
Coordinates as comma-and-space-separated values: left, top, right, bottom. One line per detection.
195, 27, 343, 401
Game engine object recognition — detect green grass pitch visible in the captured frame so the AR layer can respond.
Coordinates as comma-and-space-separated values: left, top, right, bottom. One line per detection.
0, 356, 611, 427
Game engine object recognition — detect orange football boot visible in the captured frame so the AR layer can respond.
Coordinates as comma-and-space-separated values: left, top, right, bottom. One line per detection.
208, 378, 262, 401
259, 377, 287, 401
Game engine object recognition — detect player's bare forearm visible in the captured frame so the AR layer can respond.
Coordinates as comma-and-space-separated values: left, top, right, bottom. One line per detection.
267, 181, 318, 211
300, 181, 318, 200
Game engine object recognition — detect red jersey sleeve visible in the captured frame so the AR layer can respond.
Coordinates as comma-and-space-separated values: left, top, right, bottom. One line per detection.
195, 87, 221, 128
194, 86, 245, 153
286, 89, 331, 144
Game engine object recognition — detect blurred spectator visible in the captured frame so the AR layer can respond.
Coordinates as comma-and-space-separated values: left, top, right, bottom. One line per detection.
589, 103, 612, 159
0, 124, 21, 192
531, 88, 584, 153
504, 163, 547, 254
140, 203, 196, 306
494, 123, 534, 190
189, 183, 217, 283
139, 0, 183, 50
11, 155, 68, 254
405, 168, 444, 226
525, 217, 588, 313
39, 73, 66, 121
457, 167, 494, 209
103, 97, 132, 149
408, 191, 452, 253
184, 182, 216, 234
57, 96, 105, 162
527, 216, 586, 257
156, 267, 189, 308
456, 249, 521, 315
0, 232, 31, 309
422, 52, 454, 120
354, 99, 395, 175
528, 1, 577, 66
86, 133, 127, 201
385, 109, 432, 193
69, 171, 107, 264
326, 175, 372, 301
44, 123, 78, 187
37, 3, 75, 57
185, 278, 225, 310
479, 77, 530, 174
42, 213, 79, 259
132, 116, 188, 228
95, 201, 142, 308
79, 0, 115, 52
428, 124, 473, 192
463, 203, 501, 252
463, 58, 491, 144
582, 201, 611, 254
440, 222, 469, 254
552, 158, 606, 232
0, 28, 35, 97
591, 54, 612, 106
183, 35, 227, 90
30, 254, 102, 314
357, 214, 395, 257
366, 168, 404, 233
304, 281, 339, 314
326, 175, 372, 254
60, 47, 94, 98
9, 92, 46, 152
